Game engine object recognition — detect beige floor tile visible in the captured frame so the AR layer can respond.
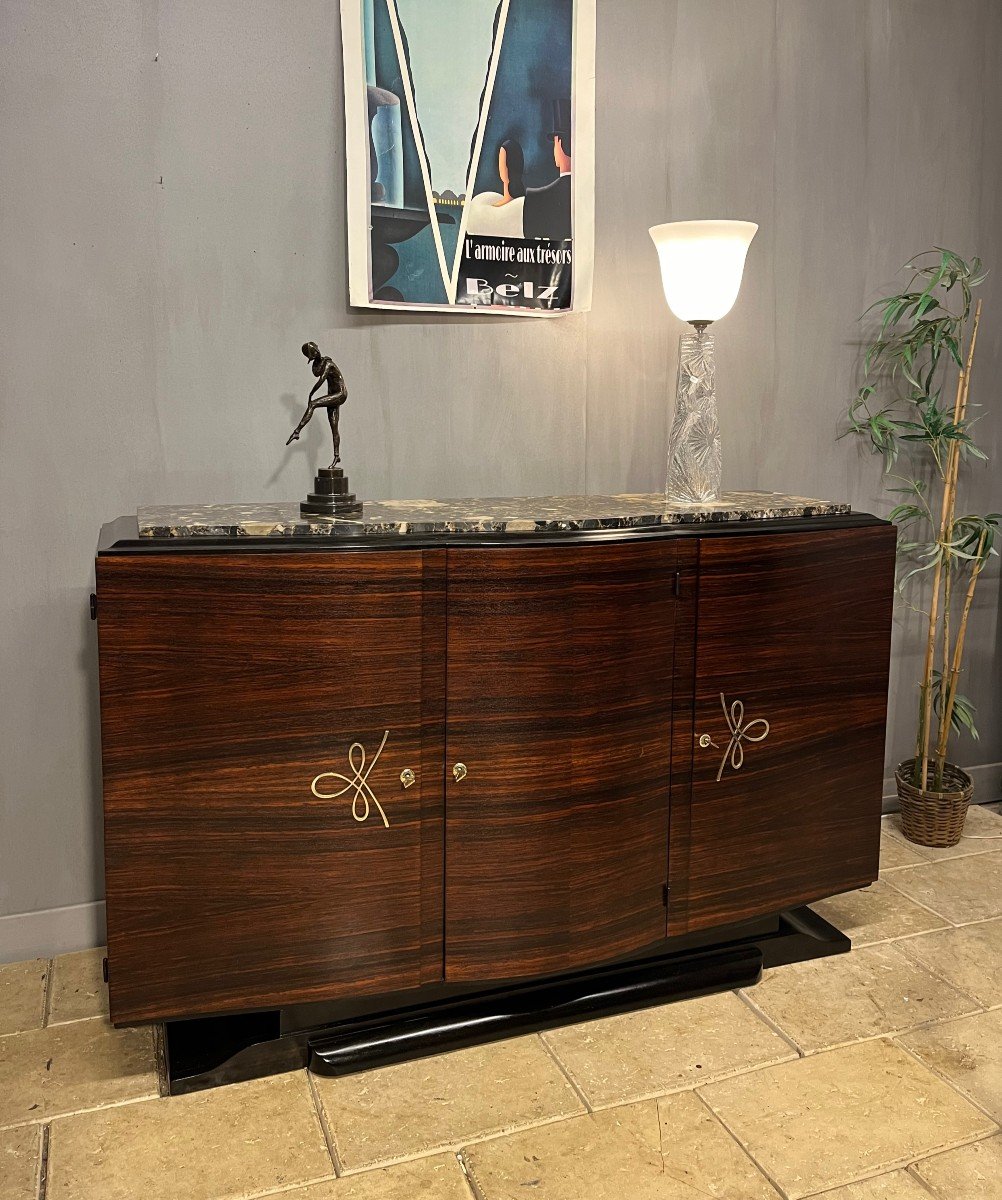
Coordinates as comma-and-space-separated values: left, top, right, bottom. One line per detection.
0, 958, 47, 1037
46, 1071, 332, 1200
0, 1017, 156, 1128
880, 821, 926, 871
653, 1091, 782, 1198
895, 919, 1002, 1008
741, 943, 978, 1054
463, 1102, 662, 1200
700, 1038, 996, 1200
812, 879, 948, 945
912, 1132, 1002, 1198
886, 853, 1002, 924
47, 948, 108, 1025
900, 1009, 1002, 1121
541, 990, 796, 1108
803, 1172, 931, 1198
0, 1125, 42, 1200
274, 1155, 473, 1199
463, 1091, 780, 1200
883, 805, 1002, 862
311, 1035, 584, 1173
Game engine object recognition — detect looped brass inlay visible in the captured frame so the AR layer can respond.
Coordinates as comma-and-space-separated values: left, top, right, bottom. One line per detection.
311, 730, 391, 828
716, 694, 770, 781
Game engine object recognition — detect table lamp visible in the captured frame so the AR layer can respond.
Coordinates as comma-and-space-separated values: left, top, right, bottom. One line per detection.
649, 220, 758, 504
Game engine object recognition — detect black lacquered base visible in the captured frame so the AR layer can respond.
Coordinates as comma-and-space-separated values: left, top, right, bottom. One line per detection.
311, 944, 760, 1076
161, 906, 849, 1094
300, 466, 362, 517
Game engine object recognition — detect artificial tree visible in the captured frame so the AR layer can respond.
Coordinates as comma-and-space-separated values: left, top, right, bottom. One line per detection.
847, 249, 998, 795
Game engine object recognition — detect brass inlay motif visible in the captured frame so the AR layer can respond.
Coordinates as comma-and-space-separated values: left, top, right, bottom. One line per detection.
452, 762, 468, 782
715, 694, 770, 781
312, 730, 391, 828
400, 768, 416, 789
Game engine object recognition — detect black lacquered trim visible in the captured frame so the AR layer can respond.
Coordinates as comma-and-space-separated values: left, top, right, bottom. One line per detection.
309, 943, 762, 1076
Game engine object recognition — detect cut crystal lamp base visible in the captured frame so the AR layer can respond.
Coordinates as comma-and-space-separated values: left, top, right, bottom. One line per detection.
666, 328, 721, 504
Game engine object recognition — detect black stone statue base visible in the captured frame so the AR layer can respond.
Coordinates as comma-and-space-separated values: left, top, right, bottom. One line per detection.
300, 467, 362, 518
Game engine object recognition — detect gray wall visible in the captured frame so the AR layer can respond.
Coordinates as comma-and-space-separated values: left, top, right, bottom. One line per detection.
2, 0, 1000, 956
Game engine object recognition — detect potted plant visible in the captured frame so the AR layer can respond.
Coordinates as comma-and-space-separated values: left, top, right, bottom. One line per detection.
846, 249, 998, 847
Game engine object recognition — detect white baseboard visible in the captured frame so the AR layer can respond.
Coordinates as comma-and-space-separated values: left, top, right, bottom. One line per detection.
882, 760, 1002, 811
0, 901, 107, 964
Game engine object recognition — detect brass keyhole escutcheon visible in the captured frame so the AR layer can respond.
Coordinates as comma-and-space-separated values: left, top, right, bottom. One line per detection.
698, 733, 717, 749
452, 762, 468, 782
400, 768, 416, 789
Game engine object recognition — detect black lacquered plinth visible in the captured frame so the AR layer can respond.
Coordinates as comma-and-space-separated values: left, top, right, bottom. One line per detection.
161, 906, 849, 1094
300, 467, 362, 517
311, 944, 760, 1076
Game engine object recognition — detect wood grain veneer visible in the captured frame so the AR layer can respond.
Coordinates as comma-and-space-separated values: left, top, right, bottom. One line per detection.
97, 551, 445, 1023
95, 520, 895, 1022
680, 525, 896, 932
443, 540, 680, 981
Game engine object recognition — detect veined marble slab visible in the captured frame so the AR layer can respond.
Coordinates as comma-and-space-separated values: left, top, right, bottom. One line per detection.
137, 492, 850, 538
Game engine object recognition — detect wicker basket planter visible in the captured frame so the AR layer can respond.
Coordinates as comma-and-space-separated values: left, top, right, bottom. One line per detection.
895, 759, 974, 848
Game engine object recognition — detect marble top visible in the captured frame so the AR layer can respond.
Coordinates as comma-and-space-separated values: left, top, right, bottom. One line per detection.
137, 492, 850, 538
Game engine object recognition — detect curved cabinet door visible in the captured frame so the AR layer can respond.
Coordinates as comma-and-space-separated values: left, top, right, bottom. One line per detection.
677, 526, 896, 933
97, 551, 445, 1023
444, 541, 679, 982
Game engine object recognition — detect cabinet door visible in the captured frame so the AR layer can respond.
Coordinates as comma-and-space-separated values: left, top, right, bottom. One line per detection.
97, 551, 445, 1023
677, 526, 895, 933
444, 541, 679, 982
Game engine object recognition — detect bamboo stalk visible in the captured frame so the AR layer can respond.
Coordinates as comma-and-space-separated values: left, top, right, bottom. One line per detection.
936, 528, 988, 771
918, 561, 943, 788
917, 406, 959, 788
916, 377, 964, 783
918, 299, 982, 790
938, 564, 952, 790
943, 300, 982, 536
932, 300, 982, 787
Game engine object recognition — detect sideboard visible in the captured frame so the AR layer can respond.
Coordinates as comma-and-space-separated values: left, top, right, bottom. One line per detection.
94, 493, 896, 1092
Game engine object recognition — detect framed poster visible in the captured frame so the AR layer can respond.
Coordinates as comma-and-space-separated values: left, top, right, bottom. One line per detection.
341, 0, 595, 316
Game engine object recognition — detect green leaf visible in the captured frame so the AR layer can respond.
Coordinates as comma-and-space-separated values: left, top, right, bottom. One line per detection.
888, 503, 927, 524
932, 672, 980, 742
898, 559, 937, 588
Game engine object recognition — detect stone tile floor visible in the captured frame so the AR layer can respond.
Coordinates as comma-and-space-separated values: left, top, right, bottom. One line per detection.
1, 804, 1001, 1199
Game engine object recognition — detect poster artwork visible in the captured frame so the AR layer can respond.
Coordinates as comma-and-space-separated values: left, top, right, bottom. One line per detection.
342, 0, 595, 316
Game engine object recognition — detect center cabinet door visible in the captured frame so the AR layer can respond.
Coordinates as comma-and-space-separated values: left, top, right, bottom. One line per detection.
98, 551, 445, 1024
444, 541, 680, 982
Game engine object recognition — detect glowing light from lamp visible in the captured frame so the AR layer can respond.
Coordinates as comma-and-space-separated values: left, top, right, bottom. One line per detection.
648, 220, 758, 323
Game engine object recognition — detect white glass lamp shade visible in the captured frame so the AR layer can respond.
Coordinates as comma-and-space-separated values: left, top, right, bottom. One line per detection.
649, 220, 758, 323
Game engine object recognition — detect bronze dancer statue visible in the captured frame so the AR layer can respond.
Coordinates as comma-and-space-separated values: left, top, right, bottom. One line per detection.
287, 342, 348, 468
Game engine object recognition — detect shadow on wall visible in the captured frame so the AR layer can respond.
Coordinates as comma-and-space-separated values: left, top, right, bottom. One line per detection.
268, 393, 333, 487
80, 599, 104, 899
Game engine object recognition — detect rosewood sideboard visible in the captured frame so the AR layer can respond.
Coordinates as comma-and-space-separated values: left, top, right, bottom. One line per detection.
94, 492, 896, 1092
